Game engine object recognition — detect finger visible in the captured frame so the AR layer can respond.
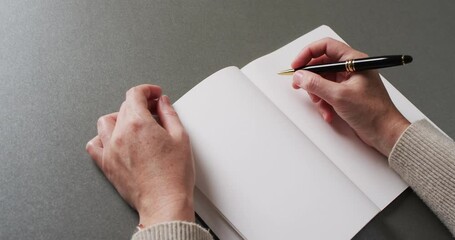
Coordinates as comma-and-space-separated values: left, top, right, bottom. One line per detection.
148, 98, 160, 115
317, 100, 335, 123
291, 37, 367, 69
157, 95, 186, 139
292, 81, 300, 89
293, 76, 333, 101
292, 77, 322, 103
125, 84, 162, 118
308, 92, 321, 103
302, 56, 341, 82
307, 55, 332, 66
291, 38, 354, 68
86, 135, 103, 163
293, 70, 342, 105
97, 112, 118, 144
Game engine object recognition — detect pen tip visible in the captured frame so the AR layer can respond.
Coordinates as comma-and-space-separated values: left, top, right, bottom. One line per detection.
277, 69, 295, 76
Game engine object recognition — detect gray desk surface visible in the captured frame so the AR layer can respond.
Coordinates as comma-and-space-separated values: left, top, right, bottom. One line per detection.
1, 1, 454, 239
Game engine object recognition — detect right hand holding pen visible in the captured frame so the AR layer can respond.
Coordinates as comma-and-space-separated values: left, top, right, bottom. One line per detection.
292, 38, 410, 157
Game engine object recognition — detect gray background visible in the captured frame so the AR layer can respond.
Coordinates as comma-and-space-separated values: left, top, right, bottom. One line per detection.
1, 1, 454, 239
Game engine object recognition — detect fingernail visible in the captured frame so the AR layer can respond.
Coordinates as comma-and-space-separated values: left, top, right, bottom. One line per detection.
161, 95, 171, 105
293, 71, 305, 85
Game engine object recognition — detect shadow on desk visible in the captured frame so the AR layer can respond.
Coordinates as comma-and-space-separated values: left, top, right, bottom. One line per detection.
354, 188, 452, 240
197, 188, 452, 240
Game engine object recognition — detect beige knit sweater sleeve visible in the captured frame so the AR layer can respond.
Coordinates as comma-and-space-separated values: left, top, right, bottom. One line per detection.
131, 221, 213, 240
389, 119, 455, 235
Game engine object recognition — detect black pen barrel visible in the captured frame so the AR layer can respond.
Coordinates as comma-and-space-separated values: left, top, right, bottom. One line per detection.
302, 62, 346, 73
300, 55, 412, 73
352, 55, 412, 71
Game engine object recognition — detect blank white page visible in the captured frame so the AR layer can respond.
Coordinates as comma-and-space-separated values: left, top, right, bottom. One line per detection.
194, 187, 244, 240
174, 66, 378, 239
241, 25, 423, 209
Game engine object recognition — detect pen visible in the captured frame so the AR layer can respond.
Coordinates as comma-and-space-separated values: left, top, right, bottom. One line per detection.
278, 55, 412, 75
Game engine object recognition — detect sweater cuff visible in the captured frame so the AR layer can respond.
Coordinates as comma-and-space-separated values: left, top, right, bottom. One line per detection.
389, 119, 455, 235
132, 221, 213, 240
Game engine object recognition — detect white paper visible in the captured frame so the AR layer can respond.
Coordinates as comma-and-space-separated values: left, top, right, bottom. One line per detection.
241, 25, 415, 209
194, 187, 244, 240
174, 67, 379, 239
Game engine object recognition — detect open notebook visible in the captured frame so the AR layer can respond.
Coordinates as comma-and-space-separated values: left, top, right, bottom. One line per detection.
174, 25, 427, 239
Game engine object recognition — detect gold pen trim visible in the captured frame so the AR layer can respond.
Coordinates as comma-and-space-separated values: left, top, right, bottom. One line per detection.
345, 59, 355, 72
277, 69, 295, 76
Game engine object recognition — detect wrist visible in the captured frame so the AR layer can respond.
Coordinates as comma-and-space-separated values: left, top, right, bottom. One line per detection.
137, 194, 195, 228
374, 110, 410, 157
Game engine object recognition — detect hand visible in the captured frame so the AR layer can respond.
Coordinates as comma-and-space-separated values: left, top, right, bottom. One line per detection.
291, 38, 410, 157
86, 84, 195, 228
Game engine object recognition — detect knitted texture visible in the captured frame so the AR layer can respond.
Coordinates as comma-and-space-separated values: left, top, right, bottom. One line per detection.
389, 119, 455, 235
131, 221, 213, 240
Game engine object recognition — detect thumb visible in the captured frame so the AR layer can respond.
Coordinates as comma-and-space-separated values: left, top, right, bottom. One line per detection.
157, 95, 186, 140
293, 70, 341, 105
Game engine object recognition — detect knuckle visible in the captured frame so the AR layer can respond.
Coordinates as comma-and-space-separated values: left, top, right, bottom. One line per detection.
331, 91, 343, 104
119, 101, 127, 112
85, 141, 94, 152
120, 101, 127, 108
339, 86, 352, 98
169, 124, 189, 142
97, 116, 105, 127
322, 37, 334, 43
304, 75, 319, 91
321, 37, 342, 47
126, 86, 138, 98
332, 86, 351, 104
345, 51, 368, 60
129, 117, 146, 132
111, 134, 124, 148
163, 108, 179, 117
358, 52, 368, 58
97, 113, 114, 128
